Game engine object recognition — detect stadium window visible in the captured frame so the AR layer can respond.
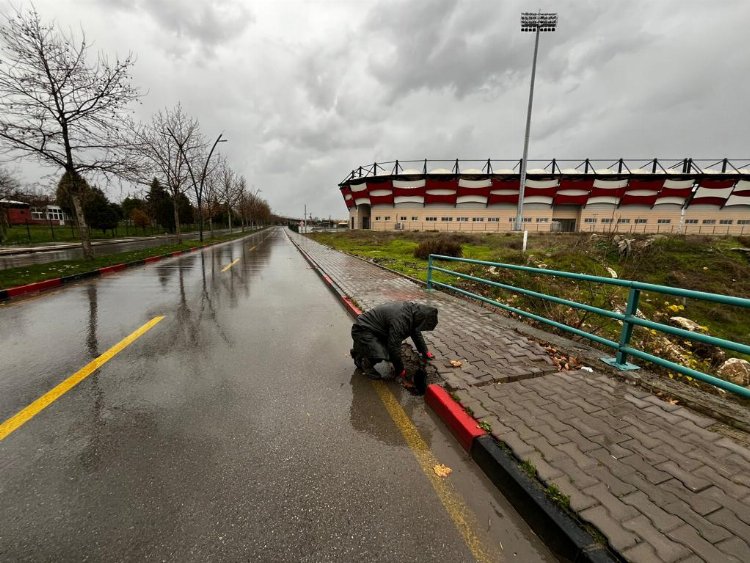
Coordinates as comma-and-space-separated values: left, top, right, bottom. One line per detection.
400, 216, 407, 221
375, 216, 381, 221
617, 218, 630, 224
719, 219, 733, 225
702, 219, 716, 225
472, 217, 484, 222
523, 217, 531, 223
508, 217, 514, 222
411, 216, 419, 221
738, 220, 750, 225
488, 218, 499, 222
635, 219, 647, 224
600, 218, 613, 224
685, 219, 698, 224
440, 217, 453, 222
536, 217, 549, 223
384, 216, 391, 221
457, 217, 469, 222
425, 217, 437, 222
584, 218, 597, 223
657, 219, 671, 224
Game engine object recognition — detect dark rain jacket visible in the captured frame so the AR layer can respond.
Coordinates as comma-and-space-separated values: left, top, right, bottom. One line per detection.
351, 301, 438, 373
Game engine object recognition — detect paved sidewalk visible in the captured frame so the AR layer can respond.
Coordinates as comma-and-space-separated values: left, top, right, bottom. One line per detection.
291, 232, 750, 563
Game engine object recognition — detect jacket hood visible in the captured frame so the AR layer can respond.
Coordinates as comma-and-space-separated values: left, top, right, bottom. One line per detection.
413, 303, 438, 332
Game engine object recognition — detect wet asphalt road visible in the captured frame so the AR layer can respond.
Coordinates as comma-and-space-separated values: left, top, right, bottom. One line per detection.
0, 228, 232, 270
0, 228, 554, 561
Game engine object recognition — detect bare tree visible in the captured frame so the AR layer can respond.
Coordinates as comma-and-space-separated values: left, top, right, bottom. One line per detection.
217, 163, 246, 233
0, 8, 141, 258
134, 104, 198, 242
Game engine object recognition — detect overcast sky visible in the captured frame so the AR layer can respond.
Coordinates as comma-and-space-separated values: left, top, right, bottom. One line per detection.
6, 0, 750, 218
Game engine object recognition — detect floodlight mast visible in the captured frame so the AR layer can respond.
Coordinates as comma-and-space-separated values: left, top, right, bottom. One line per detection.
515, 11, 558, 232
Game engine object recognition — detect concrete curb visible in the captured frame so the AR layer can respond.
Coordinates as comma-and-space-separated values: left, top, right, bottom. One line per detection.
288, 231, 619, 563
0, 230, 266, 302
287, 232, 362, 317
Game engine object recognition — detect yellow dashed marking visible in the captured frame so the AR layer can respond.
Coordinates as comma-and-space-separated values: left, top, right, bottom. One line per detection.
0, 316, 165, 441
221, 258, 240, 272
372, 381, 496, 563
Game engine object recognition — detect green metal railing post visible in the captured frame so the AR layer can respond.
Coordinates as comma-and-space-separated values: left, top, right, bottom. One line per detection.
609, 287, 641, 370
427, 255, 433, 289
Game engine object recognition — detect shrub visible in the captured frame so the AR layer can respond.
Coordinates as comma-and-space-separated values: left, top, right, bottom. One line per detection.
413, 236, 463, 259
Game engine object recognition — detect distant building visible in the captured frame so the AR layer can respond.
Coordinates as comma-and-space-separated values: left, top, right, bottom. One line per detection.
0, 200, 70, 226
30, 205, 68, 225
339, 159, 750, 235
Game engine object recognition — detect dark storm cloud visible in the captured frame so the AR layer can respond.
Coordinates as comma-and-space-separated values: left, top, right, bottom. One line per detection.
100, 0, 253, 48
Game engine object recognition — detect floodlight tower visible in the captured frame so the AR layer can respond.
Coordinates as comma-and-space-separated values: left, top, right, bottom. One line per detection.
515, 11, 558, 231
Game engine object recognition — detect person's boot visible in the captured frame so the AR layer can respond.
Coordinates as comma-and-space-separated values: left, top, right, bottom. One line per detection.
360, 358, 381, 380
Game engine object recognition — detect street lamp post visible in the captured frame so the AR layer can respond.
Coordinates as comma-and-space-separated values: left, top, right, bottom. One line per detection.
515, 11, 558, 232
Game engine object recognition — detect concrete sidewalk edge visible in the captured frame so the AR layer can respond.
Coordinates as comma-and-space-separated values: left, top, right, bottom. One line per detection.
287, 230, 620, 562
0, 229, 268, 302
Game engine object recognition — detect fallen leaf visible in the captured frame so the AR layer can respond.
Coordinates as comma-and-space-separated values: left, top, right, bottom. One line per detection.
450, 360, 463, 368
433, 464, 452, 478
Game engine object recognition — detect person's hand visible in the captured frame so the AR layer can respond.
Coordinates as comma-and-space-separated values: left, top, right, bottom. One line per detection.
424, 351, 435, 360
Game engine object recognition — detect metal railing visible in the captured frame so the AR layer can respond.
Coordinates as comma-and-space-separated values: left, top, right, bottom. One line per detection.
340, 157, 750, 184
426, 254, 750, 399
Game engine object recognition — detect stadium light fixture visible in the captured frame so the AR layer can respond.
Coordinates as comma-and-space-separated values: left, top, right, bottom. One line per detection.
515, 11, 558, 232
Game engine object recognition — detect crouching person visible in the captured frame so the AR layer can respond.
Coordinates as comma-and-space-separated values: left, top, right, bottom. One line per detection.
350, 301, 438, 380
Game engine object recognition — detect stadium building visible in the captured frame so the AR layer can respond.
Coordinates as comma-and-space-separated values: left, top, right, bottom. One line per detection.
338, 159, 750, 235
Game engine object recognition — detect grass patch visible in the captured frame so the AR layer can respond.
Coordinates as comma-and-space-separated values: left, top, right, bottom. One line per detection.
1, 223, 205, 246
521, 459, 537, 479
478, 420, 492, 433
545, 484, 571, 510
0, 230, 257, 290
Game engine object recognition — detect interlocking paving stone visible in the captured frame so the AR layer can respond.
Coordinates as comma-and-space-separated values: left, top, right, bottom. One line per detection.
622, 515, 690, 562
291, 232, 750, 562
715, 537, 750, 561
668, 524, 742, 562
620, 491, 684, 533
580, 505, 639, 552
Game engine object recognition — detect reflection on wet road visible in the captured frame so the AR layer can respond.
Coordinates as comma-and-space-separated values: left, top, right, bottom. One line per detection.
0, 228, 553, 561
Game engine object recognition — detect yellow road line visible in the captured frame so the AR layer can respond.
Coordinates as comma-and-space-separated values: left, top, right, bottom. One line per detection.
248, 245, 257, 251
0, 316, 165, 441
221, 258, 240, 272
371, 381, 495, 563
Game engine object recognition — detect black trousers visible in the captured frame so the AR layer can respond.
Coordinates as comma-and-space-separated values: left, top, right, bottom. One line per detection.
351, 325, 389, 362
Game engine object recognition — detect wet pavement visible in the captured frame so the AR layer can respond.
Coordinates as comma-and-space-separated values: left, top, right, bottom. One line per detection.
0, 228, 553, 562
0, 229, 232, 270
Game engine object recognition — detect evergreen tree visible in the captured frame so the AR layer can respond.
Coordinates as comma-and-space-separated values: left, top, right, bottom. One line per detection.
147, 178, 175, 232
176, 192, 195, 227
84, 187, 119, 234
121, 195, 146, 218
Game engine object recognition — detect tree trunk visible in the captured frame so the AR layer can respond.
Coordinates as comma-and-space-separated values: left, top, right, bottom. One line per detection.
228, 205, 233, 233
71, 193, 94, 259
172, 199, 182, 243
0, 208, 7, 243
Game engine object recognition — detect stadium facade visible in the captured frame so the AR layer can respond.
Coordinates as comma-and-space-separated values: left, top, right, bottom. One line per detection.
338, 159, 750, 235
